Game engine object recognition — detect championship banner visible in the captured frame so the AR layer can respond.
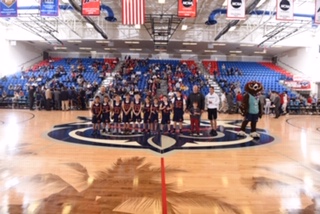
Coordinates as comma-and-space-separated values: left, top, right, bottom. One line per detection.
315, 0, 320, 24
82, 0, 100, 16
40, 0, 59, 17
0, 0, 17, 17
227, 0, 245, 20
178, 0, 197, 18
276, 0, 294, 21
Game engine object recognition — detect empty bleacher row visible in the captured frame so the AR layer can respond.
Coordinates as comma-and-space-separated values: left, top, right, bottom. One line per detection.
210, 61, 297, 98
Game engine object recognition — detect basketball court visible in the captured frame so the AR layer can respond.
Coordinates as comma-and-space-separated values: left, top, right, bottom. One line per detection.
0, 110, 319, 213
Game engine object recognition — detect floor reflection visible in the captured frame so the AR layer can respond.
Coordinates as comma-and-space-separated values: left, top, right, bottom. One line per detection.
2, 157, 241, 214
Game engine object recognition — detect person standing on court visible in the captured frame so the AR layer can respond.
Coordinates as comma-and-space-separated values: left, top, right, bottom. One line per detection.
28, 85, 35, 110
186, 85, 205, 121
205, 86, 220, 136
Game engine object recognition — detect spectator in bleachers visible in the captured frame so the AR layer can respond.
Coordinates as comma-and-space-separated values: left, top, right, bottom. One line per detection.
1, 76, 7, 82
1, 90, 7, 101
12, 91, 20, 108
307, 95, 313, 107
221, 63, 226, 71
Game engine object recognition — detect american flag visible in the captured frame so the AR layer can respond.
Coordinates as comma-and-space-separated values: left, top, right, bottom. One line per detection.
122, 0, 145, 25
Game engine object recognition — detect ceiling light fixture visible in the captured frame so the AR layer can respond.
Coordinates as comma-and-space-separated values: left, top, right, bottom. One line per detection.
204, 50, 217, 53
179, 49, 192, 52
240, 44, 254, 47
104, 48, 116, 50
182, 42, 197, 45
155, 48, 167, 52
86, 23, 93, 28
229, 50, 242, 53
154, 41, 168, 45
254, 51, 266, 54
125, 41, 140, 44
67, 40, 82, 43
96, 40, 109, 43
158, 0, 165, 3
79, 47, 92, 50
53, 46, 67, 50
181, 25, 188, 30
135, 24, 141, 29
130, 48, 142, 51
213, 43, 226, 46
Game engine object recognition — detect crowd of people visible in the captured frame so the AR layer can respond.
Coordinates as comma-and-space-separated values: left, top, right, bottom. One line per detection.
90, 85, 220, 136
0, 58, 116, 109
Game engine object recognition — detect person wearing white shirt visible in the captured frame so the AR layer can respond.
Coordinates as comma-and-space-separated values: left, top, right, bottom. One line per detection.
282, 91, 288, 114
205, 86, 220, 136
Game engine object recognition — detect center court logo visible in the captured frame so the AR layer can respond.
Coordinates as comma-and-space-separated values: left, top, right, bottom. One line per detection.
47, 117, 275, 154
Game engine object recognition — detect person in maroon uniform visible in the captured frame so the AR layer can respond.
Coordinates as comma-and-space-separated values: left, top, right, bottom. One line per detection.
172, 90, 186, 133
143, 96, 152, 133
91, 96, 102, 136
132, 93, 142, 133
101, 95, 112, 133
150, 97, 160, 133
112, 94, 122, 134
122, 93, 132, 134
160, 95, 172, 133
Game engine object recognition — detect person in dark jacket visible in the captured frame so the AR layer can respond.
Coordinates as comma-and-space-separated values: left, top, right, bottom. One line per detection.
28, 85, 35, 110
272, 91, 281, 118
186, 85, 205, 113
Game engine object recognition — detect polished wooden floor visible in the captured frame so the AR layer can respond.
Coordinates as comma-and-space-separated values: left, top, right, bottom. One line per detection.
0, 109, 320, 214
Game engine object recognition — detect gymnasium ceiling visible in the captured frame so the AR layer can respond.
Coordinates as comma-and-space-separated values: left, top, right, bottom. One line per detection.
0, 0, 319, 57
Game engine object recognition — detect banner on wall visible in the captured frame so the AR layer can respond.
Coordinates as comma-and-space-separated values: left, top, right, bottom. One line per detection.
82, 0, 100, 16
276, 0, 294, 21
315, 0, 320, 24
284, 80, 311, 90
226, 0, 246, 20
178, 0, 197, 18
40, 0, 59, 17
0, 0, 17, 17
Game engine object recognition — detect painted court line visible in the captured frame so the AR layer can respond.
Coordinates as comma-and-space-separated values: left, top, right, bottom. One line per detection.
161, 157, 167, 214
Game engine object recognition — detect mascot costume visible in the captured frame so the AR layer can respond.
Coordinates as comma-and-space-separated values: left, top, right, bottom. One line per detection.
237, 81, 263, 138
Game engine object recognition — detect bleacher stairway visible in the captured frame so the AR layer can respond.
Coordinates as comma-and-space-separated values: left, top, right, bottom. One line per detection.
199, 61, 222, 95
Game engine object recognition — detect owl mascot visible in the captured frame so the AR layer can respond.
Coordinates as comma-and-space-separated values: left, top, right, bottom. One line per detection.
237, 81, 263, 139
